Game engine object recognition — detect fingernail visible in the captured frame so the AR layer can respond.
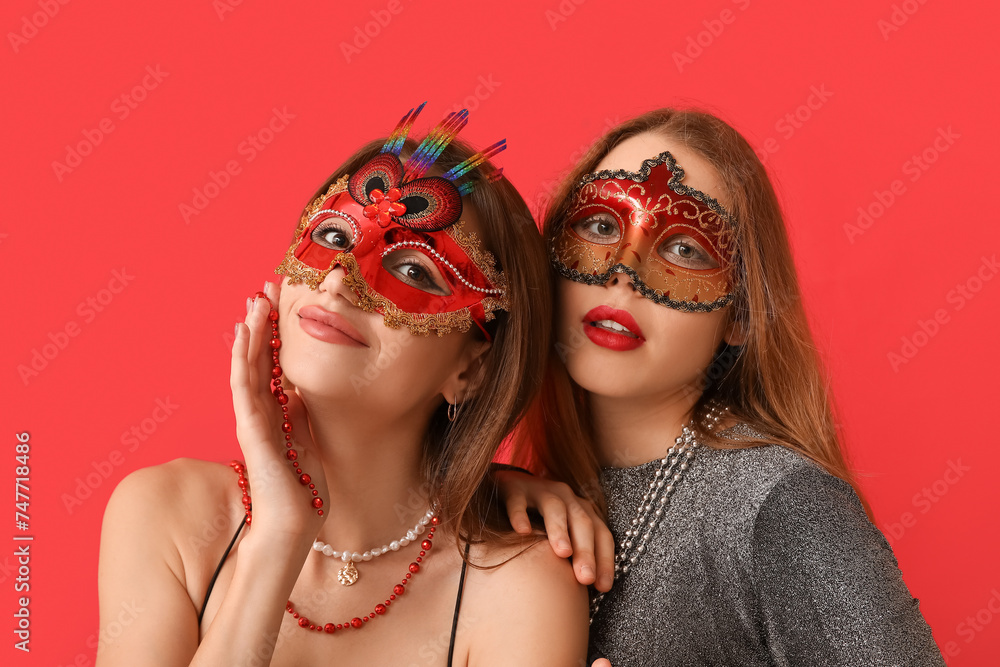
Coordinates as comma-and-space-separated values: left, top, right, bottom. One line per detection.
234, 323, 241, 337
581, 565, 595, 579
558, 539, 571, 552
246, 297, 252, 313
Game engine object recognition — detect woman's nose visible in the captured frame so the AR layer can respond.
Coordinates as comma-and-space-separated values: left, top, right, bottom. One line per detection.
318, 265, 358, 302
608, 269, 638, 292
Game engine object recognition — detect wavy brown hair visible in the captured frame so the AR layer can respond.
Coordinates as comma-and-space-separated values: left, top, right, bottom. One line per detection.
300, 136, 552, 554
512, 107, 871, 519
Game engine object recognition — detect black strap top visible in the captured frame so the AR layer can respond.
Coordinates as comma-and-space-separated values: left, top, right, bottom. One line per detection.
197, 518, 470, 666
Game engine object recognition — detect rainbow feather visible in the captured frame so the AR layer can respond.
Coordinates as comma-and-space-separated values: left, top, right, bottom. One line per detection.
402, 110, 469, 182
456, 166, 505, 195
381, 102, 427, 156
441, 139, 507, 182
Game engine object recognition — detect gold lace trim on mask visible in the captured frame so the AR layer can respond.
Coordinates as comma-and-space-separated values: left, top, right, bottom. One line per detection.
338, 252, 479, 336
444, 219, 510, 314
274, 175, 351, 288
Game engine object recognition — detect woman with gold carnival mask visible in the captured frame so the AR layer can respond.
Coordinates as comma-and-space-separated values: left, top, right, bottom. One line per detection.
96, 103, 588, 666
497, 109, 945, 666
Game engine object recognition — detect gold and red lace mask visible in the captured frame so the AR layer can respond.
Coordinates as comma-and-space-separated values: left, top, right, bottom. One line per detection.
551, 151, 736, 312
276, 104, 509, 337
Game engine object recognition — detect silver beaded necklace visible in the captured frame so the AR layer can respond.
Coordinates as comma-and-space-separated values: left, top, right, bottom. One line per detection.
589, 402, 728, 622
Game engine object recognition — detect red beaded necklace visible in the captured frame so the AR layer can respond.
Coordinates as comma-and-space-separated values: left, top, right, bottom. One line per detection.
228, 461, 438, 634
230, 291, 437, 634
256, 290, 325, 518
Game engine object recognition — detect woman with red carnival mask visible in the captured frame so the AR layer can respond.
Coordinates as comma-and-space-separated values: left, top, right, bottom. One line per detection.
498, 109, 945, 666
95, 104, 588, 666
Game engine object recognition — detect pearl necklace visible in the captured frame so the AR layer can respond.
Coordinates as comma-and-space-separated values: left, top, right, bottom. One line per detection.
288, 522, 438, 634
228, 460, 439, 635
589, 402, 728, 623
312, 507, 437, 586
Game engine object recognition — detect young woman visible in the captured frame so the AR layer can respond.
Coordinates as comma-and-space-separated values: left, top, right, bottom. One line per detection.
96, 103, 588, 666
500, 108, 946, 666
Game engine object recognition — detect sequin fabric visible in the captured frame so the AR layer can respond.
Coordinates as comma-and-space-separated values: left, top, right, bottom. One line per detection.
588, 424, 945, 666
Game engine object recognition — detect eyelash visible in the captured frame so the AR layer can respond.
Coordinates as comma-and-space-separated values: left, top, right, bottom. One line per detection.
312, 219, 354, 250
658, 237, 718, 269
380, 241, 503, 297
385, 255, 448, 294
571, 214, 621, 244
667, 240, 705, 258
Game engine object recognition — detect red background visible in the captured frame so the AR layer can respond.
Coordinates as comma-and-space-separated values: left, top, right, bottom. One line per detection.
4, 0, 998, 664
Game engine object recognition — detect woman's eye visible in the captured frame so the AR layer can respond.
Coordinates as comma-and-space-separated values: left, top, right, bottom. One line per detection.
657, 235, 719, 270
402, 264, 426, 282
382, 253, 452, 296
311, 218, 354, 250
570, 214, 621, 245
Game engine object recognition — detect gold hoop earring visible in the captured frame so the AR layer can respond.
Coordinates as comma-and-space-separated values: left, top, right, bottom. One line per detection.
447, 400, 458, 423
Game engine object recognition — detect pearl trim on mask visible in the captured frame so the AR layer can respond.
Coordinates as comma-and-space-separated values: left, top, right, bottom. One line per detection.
310, 208, 363, 245
381, 240, 505, 295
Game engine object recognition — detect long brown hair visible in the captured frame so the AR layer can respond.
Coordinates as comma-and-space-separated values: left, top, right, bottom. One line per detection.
303, 136, 552, 550
512, 107, 870, 518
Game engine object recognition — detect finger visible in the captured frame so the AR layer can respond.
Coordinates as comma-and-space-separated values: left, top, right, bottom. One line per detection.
592, 660, 613, 667
256, 291, 276, 397
283, 386, 311, 452
230, 322, 256, 423
503, 491, 533, 534
592, 512, 616, 593
282, 388, 329, 498
263, 279, 278, 305
244, 295, 264, 395
264, 280, 293, 399
538, 495, 573, 557
564, 500, 597, 585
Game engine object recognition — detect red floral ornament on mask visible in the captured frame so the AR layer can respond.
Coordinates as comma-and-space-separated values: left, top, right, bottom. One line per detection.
365, 187, 406, 226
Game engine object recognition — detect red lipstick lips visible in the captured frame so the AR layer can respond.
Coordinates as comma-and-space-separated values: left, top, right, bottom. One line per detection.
582, 305, 645, 351
297, 305, 368, 347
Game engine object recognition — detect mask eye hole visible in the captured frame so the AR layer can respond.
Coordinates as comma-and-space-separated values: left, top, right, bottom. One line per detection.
569, 213, 621, 245
656, 234, 719, 270
382, 249, 452, 296
311, 216, 355, 251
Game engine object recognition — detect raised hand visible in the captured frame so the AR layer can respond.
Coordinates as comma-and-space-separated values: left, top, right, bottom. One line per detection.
230, 281, 329, 551
496, 469, 615, 592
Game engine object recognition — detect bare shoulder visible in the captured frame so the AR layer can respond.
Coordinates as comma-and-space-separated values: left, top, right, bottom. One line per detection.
97, 458, 243, 664
467, 536, 582, 592
459, 537, 588, 666
100, 458, 244, 599
104, 458, 239, 544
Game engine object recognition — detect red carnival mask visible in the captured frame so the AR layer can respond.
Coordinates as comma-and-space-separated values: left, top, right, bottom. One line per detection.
276, 104, 509, 337
551, 151, 737, 312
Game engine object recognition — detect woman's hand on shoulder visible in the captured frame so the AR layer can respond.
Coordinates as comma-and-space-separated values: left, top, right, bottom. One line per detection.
230, 281, 328, 555
463, 539, 589, 666
495, 469, 614, 592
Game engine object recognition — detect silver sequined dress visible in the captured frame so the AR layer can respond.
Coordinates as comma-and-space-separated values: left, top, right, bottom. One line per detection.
587, 423, 945, 666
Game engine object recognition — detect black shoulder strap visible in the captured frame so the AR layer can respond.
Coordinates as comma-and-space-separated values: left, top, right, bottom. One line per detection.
197, 516, 247, 625
447, 542, 471, 667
